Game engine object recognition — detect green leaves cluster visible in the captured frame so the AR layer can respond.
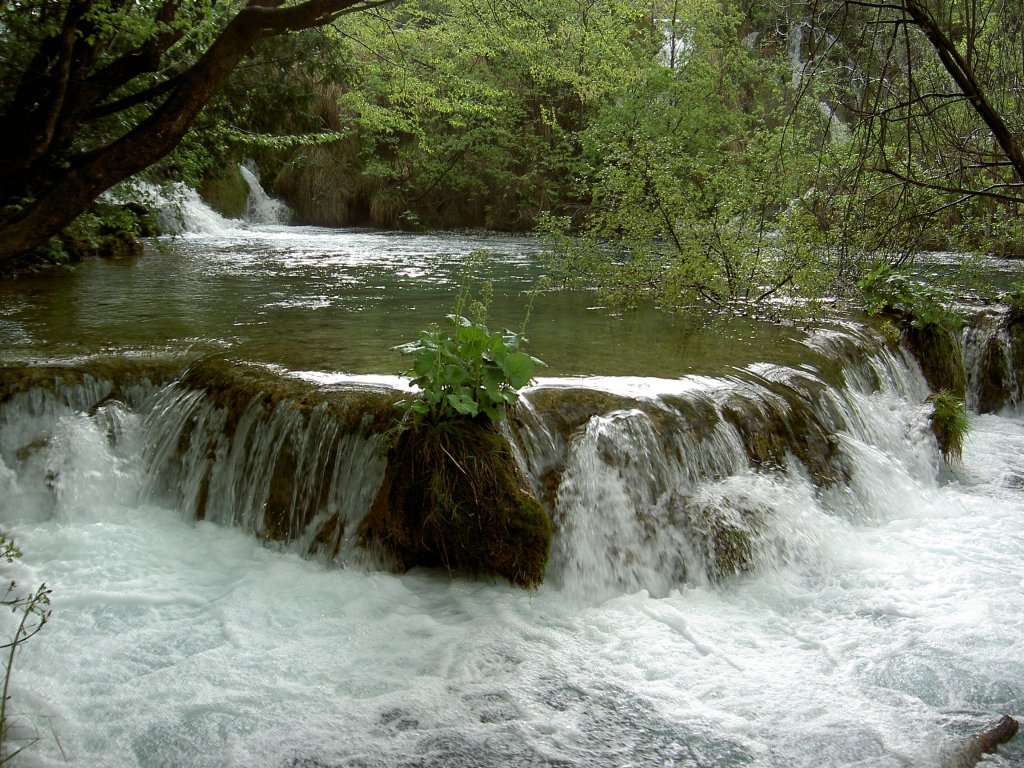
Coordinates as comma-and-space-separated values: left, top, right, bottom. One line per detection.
929, 389, 970, 465
396, 315, 541, 424
857, 264, 963, 331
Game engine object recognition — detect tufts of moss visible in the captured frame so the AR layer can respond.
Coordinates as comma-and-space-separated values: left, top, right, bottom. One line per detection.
929, 389, 970, 464
358, 419, 551, 589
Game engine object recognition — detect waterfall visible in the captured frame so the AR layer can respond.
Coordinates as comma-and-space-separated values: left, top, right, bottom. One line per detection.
131, 164, 290, 236
239, 162, 291, 225
508, 327, 935, 598
3, 323, 1023, 768
0, 324, 940, 597
146, 182, 245, 237
962, 311, 1022, 414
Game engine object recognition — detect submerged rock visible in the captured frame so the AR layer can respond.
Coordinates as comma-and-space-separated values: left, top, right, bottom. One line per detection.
942, 715, 1019, 768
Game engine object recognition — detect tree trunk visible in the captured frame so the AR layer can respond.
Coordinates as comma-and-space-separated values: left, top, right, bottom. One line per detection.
901, 0, 1024, 186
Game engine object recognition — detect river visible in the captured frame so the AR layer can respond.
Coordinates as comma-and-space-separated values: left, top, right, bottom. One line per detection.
0, 194, 1021, 767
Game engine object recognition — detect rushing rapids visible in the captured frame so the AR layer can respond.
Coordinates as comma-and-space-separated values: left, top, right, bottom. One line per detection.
0, 205, 1021, 766
1, 320, 1022, 767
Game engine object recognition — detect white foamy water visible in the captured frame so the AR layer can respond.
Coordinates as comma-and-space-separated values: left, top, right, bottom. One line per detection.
239, 163, 292, 226
1, 377, 1022, 768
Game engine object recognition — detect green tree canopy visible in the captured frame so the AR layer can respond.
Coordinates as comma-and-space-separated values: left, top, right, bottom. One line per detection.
0, 0, 393, 267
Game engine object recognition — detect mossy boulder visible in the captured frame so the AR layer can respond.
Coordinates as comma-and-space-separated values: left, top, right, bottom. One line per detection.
683, 498, 763, 580
170, 358, 398, 539
902, 323, 967, 399
177, 358, 401, 437
720, 380, 849, 488
0, 359, 181, 406
974, 330, 1012, 414
359, 419, 551, 588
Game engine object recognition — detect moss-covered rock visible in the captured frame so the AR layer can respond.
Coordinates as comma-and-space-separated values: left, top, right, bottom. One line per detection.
170, 358, 398, 541
684, 499, 762, 580
974, 330, 1012, 414
201, 162, 249, 219
512, 387, 637, 443
720, 379, 849, 488
177, 358, 401, 436
902, 323, 967, 399
358, 419, 551, 588
0, 359, 181, 406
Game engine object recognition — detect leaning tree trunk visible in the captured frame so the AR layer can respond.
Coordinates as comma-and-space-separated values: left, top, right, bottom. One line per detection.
900, 0, 1024, 186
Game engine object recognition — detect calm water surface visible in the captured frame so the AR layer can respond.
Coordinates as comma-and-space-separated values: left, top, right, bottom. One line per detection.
0, 225, 812, 375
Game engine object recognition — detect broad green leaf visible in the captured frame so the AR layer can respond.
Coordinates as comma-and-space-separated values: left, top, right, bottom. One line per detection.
502, 351, 535, 389
447, 393, 479, 416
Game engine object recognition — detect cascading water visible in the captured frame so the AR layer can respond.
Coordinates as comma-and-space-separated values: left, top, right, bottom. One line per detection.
239, 162, 292, 225
962, 311, 1022, 414
0, 223, 1021, 767
151, 182, 246, 237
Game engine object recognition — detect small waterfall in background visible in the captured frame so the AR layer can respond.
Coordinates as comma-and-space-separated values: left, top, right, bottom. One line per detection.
962, 310, 1022, 414
239, 162, 291, 225
132, 162, 290, 236
147, 182, 244, 237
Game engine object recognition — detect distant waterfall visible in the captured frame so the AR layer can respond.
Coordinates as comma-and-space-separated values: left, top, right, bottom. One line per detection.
239, 162, 291, 225
962, 311, 1023, 414
150, 182, 244, 236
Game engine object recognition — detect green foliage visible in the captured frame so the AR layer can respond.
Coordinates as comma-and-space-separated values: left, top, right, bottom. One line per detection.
1001, 280, 1024, 325
0, 535, 51, 763
232, 0, 649, 229
395, 278, 543, 424
857, 264, 964, 331
928, 390, 970, 465
792, 0, 1024, 254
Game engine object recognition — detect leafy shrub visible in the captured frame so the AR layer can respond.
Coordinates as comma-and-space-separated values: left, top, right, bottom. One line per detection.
395, 281, 543, 424
857, 263, 963, 331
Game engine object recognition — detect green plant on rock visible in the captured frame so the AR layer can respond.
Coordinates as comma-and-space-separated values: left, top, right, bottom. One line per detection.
928, 390, 970, 465
364, 274, 552, 588
858, 264, 968, 397
0, 534, 51, 764
395, 281, 544, 424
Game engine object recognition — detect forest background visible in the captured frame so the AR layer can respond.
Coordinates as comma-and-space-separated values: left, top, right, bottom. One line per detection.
2, 0, 1023, 313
